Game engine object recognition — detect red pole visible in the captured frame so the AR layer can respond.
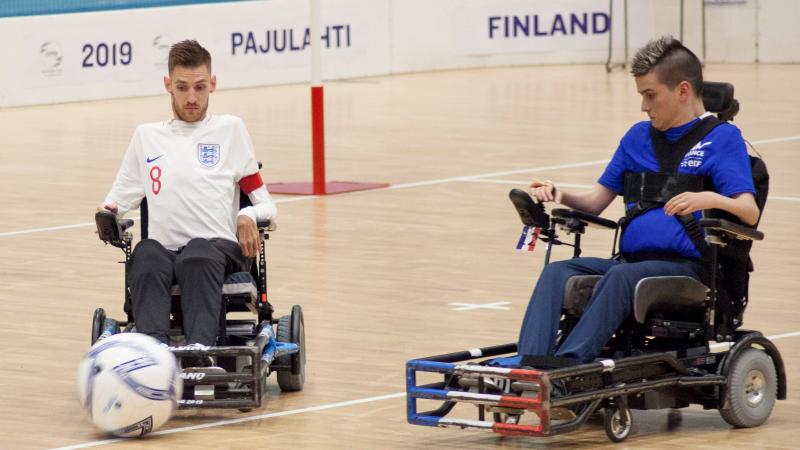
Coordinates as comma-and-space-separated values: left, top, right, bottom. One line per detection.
311, 85, 326, 195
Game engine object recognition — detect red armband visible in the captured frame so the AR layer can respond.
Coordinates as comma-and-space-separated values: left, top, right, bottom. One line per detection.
239, 172, 264, 194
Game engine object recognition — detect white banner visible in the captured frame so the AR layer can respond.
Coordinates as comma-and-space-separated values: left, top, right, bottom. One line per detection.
451, 0, 611, 55
4, 0, 390, 106
3, 0, 798, 107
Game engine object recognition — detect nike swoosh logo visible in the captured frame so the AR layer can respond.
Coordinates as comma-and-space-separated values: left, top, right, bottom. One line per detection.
146, 155, 164, 163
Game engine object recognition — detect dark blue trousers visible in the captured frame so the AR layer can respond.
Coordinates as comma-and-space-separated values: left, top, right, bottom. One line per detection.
517, 257, 701, 363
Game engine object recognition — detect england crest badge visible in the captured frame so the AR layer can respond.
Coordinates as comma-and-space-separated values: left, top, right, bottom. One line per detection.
198, 143, 220, 167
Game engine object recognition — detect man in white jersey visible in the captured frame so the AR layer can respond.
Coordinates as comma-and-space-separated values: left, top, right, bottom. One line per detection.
99, 40, 276, 347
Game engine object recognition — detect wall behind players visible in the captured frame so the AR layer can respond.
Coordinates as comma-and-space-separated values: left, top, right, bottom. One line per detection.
0, 0, 797, 107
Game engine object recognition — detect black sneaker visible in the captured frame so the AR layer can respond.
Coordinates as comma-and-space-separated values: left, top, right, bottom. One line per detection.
181, 356, 215, 368
179, 343, 216, 368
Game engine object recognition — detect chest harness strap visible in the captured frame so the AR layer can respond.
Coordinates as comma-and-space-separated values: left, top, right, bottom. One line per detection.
620, 116, 725, 259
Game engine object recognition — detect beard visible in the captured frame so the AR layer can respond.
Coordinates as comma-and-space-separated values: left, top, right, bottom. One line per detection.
171, 95, 208, 123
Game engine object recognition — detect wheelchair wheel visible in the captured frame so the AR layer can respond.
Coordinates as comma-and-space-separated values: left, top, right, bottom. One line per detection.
276, 305, 305, 392
604, 402, 632, 442
719, 348, 777, 428
667, 409, 683, 429
91, 308, 106, 345
91, 308, 121, 345
490, 378, 522, 424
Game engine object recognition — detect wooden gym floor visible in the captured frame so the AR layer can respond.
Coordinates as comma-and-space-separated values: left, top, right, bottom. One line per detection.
0, 63, 798, 449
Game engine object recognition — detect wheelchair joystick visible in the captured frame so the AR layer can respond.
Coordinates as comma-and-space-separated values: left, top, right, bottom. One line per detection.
95, 210, 132, 249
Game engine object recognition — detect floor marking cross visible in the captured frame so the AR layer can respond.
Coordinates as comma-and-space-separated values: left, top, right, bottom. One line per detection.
448, 301, 511, 311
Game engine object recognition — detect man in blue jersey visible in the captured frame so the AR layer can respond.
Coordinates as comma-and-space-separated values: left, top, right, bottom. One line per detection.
516, 36, 759, 364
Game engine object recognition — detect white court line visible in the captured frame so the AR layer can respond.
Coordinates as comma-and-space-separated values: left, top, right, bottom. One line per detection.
0, 195, 316, 238
709, 331, 800, 350
50, 392, 406, 450
0, 221, 96, 237
0, 160, 609, 239
51, 330, 800, 449
465, 179, 594, 189
750, 135, 800, 145
385, 159, 609, 191
4, 132, 800, 239
756, 330, 800, 341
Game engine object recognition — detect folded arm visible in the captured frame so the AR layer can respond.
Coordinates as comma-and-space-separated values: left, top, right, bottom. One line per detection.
664, 191, 759, 226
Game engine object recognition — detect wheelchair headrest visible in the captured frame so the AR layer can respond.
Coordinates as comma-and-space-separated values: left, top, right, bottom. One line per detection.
702, 81, 739, 122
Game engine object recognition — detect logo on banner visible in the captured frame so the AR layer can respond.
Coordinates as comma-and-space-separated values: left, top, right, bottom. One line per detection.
197, 144, 220, 167
39, 41, 63, 76
152, 35, 171, 67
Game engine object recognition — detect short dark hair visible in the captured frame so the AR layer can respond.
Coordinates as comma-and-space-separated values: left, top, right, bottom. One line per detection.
630, 36, 703, 96
168, 40, 212, 74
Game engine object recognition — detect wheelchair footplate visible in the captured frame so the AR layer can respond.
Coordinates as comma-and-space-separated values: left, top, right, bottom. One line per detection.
168, 326, 300, 410
406, 343, 729, 441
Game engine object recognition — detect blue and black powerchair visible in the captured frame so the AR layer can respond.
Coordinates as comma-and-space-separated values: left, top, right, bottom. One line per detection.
405, 81, 786, 442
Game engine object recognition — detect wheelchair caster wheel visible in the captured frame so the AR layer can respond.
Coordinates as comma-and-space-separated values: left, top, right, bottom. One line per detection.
667, 409, 683, 429
604, 403, 632, 442
492, 411, 522, 424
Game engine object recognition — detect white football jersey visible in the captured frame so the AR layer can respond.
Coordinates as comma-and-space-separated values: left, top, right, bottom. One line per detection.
105, 114, 273, 250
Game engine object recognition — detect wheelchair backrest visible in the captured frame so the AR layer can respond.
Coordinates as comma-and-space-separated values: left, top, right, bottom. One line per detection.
700, 82, 769, 337
712, 154, 768, 337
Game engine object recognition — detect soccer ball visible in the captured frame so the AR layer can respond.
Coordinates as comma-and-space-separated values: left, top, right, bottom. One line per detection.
77, 333, 182, 437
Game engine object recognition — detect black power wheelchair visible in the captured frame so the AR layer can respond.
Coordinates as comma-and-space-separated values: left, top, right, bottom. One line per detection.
93, 193, 306, 411
406, 82, 786, 442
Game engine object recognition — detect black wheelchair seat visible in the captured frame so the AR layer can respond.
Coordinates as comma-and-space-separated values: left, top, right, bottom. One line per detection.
562, 275, 601, 316
222, 272, 259, 302
632, 276, 707, 324
563, 274, 708, 340
168, 271, 258, 303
